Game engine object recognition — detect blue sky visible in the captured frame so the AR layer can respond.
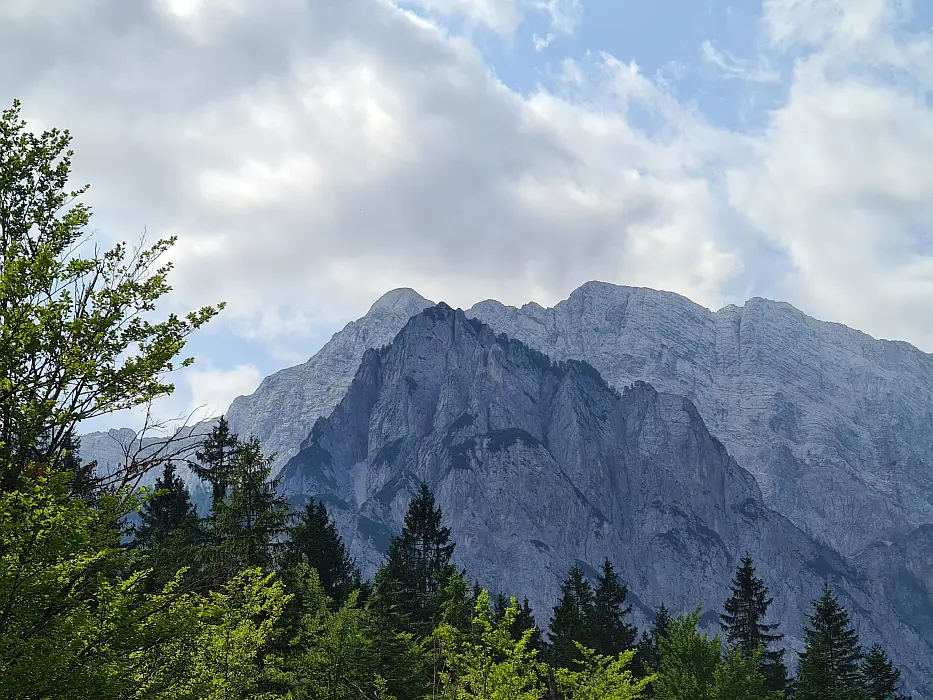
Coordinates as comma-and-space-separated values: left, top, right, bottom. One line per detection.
0, 0, 931, 433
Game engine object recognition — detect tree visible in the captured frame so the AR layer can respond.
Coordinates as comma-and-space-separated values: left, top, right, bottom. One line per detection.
211, 437, 290, 581
0, 100, 222, 492
719, 555, 787, 691
652, 607, 721, 700
0, 471, 287, 699
280, 498, 360, 605
796, 585, 864, 700
495, 595, 543, 651
591, 558, 638, 657
547, 565, 595, 669
634, 602, 672, 676
860, 644, 908, 700
187, 415, 239, 515
381, 482, 457, 635
433, 589, 545, 699
554, 645, 654, 700
133, 461, 204, 591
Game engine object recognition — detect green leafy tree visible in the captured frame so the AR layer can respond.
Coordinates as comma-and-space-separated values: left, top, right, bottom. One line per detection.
554, 644, 654, 700
714, 647, 782, 700
547, 565, 596, 669
495, 594, 543, 651
132, 461, 204, 591
433, 589, 545, 699
0, 100, 222, 492
187, 415, 239, 515
860, 644, 907, 700
592, 558, 638, 657
211, 437, 291, 582
719, 555, 787, 691
280, 498, 360, 605
652, 607, 721, 700
381, 482, 457, 636
0, 471, 287, 699
796, 585, 864, 700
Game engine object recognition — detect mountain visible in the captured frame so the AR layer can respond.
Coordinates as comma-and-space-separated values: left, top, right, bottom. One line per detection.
278, 303, 933, 695
467, 282, 933, 560
224, 288, 433, 475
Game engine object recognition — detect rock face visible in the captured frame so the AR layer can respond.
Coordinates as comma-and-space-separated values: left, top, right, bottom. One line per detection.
467, 282, 933, 560
278, 304, 933, 696
225, 288, 433, 475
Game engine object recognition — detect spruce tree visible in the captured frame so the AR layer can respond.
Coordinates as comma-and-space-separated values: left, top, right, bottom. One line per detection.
796, 585, 864, 700
279, 498, 360, 604
211, 437, 290, 581
187, 415, 239, 514
635, 602, 673, 676
547, 564, 595, 668
861, 644, 908, 700
591, 558, 638, 657
380, 481, 457, 636
133, 461, 203, 591
720, 554, 788, 691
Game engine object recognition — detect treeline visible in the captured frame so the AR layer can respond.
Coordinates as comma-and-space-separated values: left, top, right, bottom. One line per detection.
102, 416, 908, 700
0, 101, 913, 699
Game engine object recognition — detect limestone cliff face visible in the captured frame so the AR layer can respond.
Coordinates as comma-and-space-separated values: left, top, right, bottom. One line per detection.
468, 282, 933, 560
278, 304, 933, 697
225, 288, 433, 475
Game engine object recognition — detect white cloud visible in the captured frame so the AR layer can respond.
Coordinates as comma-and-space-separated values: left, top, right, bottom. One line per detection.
1, 0, 932, 358
700, 40, 781, 82
185, 363, 262, 419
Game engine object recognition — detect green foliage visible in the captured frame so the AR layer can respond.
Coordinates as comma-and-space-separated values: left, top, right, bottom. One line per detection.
0, 100, 223, 491
860, 644, 908, 700
133, 461, 204, 591
547, 565, 595, 669
795, 585, 864, 700
280, 498, 360, 606
719, 555, 787, 691
188, 415, 240, 515
554, 645, 654, 700
0, 470, 286, 699
591, 558, 638, 657
635, 602, 672, 676
210, 437, 291, 581
433, 589, 545, 699
381, 482, 457, 636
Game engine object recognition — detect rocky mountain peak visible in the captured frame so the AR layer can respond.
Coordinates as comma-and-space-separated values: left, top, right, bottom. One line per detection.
366, 287, 433, 316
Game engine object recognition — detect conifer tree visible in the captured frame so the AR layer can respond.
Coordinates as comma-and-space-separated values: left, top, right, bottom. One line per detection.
547, 564, 596, 668
861, 644, 908, 700
796, 585, 864, 700
280, 498, 360, 604
495, 592, 543, 650
635, 602, 673, 676
211, 437, 290, 581
591, 558, 638, 657
188, 415, 239, 514
133, 461, 203, 590
380, 481, 457, 636
719, 555, 787, 691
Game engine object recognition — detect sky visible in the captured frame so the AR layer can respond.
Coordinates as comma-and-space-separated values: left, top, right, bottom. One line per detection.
1, 0, 932, 432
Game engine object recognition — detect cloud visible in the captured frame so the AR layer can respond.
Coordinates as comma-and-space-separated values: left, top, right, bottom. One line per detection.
184, 363, 262, 419
1, 0, 932, 360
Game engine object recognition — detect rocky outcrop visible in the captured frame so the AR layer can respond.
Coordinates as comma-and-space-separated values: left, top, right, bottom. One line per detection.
467, 282, 933, 560
279, 303, 933, 697
224, 288, 433, 475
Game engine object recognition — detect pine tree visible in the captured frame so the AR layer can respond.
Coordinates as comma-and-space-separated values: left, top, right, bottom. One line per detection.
188, 415, 239, 514
796, 585, 864, 700
280, 498, 360, 604
591, 558, 638, 657
133, 461, 203, 590
635, 602, 673, 676
719, 554, 788, 691
861, 644, 908, 700
211, 437, 290, 581
547, 564, 596, 669
381, 481, 457, 636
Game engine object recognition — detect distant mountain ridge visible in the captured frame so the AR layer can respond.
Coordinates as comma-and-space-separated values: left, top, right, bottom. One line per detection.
277, 302, 933, 696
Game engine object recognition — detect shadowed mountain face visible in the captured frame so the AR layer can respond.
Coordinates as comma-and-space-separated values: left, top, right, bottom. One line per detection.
279, 304, 933, 697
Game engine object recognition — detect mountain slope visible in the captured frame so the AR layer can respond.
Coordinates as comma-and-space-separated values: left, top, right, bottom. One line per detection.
278, 303, 933, 697
224, 288, 433, 475
468, 281, 933, 559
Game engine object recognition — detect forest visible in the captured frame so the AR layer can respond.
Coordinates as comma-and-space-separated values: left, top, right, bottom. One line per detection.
0, 100, 912, 699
